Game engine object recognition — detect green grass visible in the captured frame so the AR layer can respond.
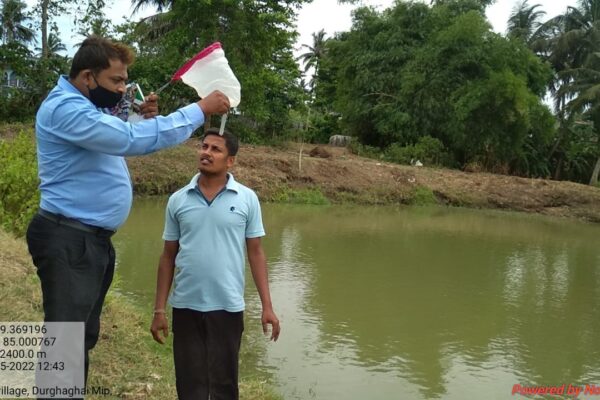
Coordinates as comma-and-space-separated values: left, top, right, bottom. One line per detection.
409, 186, 438, 206
271, 186, 330, 205
0, 130, 40, 236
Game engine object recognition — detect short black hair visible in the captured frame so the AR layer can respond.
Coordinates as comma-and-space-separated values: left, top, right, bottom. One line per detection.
69, 36, 135, 79
203, 128, 239, 156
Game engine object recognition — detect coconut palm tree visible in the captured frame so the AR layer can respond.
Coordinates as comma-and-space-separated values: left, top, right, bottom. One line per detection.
128, 0, 178, 45
298, 29, 327, 91
540, 1, 600, 94
131, 0, 174, 15
556, 58, 600, 184
507, 0, 546, 45
541, 0, 600, 184
35, 33, 66, 57
0, 0, 34, 45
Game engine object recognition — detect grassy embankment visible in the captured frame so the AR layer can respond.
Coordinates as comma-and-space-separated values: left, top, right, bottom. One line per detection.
3, 122, 600, 223
0, 123, 281, 399
128, 140, 600, 223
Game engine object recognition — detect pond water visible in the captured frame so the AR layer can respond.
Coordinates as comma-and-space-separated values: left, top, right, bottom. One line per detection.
113, 198, 600, 400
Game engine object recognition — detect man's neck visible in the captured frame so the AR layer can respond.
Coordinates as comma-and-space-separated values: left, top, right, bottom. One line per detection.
198, 172, 228, 191
68, 76, 89, 98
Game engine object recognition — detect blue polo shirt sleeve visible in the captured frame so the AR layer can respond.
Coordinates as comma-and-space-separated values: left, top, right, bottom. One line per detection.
246, 191, 265, 238
163, 195, 181, 241
50, 97, 203, 156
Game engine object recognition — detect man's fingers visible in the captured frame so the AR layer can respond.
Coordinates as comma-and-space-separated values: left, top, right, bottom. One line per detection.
141, 107, 158, 119
223, 96, 230, 112
198, 91, 231, 116
151, 319, 168, 344
263, 318, 280, 342
145, 92, 158, 103
140, 92, 159, 119
142, 110, 159, 119
151, 328, 164, 344
272, 320, 281, 342
214, 92, 230, 114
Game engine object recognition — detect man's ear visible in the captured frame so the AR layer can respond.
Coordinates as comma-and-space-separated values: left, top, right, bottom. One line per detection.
81, 70, 94, 87
227, 155, 236, 168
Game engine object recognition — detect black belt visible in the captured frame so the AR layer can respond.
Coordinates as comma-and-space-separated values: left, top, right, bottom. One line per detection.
38, 209, 116, 237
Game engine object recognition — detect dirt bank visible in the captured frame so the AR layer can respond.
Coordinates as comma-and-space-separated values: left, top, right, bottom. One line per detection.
127, 140, 600, 223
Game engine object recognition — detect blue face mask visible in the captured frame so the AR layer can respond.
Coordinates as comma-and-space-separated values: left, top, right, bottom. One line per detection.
88, 75, 123, 109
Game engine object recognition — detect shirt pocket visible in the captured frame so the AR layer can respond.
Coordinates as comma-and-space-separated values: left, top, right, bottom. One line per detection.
221, 204, 247, 228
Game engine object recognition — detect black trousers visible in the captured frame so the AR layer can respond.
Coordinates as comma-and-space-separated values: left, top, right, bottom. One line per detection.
172, 308, 244, 400
26, 213, 115, 388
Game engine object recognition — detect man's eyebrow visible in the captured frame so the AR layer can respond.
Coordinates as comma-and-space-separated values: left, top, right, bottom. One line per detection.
206, 142, 225, 150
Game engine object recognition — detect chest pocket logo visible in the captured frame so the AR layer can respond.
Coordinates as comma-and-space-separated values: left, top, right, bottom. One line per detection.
225, 205, 245, 228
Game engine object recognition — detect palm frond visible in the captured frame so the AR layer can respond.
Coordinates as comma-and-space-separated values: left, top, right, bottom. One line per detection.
131, 0, 174, 16
134, 11, 176, 42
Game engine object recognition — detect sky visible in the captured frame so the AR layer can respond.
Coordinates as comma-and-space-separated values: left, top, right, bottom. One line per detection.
295, 0, 577, 51
27, 0, 579, 57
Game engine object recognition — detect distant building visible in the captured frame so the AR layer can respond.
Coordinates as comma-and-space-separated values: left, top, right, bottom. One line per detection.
2, 67, 25, 89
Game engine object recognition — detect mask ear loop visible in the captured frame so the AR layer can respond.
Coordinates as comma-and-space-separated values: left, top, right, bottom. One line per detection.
85, 72, 98, 93
91, 73, 100, 87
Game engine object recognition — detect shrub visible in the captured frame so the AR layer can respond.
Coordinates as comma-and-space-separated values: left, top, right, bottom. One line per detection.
410, 186, 438, 206
0, 131, 40, 236
384, 143, 413, 165
0, 88, 38, 122
385, 136, 447, 166
306, 111, 341, 144
348, 141, 382, 159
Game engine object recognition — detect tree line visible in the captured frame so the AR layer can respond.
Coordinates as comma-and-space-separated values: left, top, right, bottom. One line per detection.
1, 0, 599, 185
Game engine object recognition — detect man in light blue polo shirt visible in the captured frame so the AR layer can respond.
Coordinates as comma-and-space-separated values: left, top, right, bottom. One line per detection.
25, 36, 230, 388
150, 128, 281, 400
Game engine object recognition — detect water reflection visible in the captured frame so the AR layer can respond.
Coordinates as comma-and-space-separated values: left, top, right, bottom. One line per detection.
256, 205, 600, 399
115, 200, 600, 400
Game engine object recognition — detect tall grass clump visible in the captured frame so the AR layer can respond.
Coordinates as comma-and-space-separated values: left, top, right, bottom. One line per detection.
272, 187, 330, 205
410, 186, 438, 206
0, 130, 39, 236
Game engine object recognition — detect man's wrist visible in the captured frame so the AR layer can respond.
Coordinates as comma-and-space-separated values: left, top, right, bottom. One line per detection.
262, 304, 274, 313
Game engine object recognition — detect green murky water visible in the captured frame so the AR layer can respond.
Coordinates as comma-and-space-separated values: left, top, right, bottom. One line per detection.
113, 198, 600, 400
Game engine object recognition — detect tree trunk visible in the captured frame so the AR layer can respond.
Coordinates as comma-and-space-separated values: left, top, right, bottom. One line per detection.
41, 0, 49, 60
39, 0, 50, 98
589, 121, 600, 186
553, 155, 563, 181
589, 156, 600, 186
